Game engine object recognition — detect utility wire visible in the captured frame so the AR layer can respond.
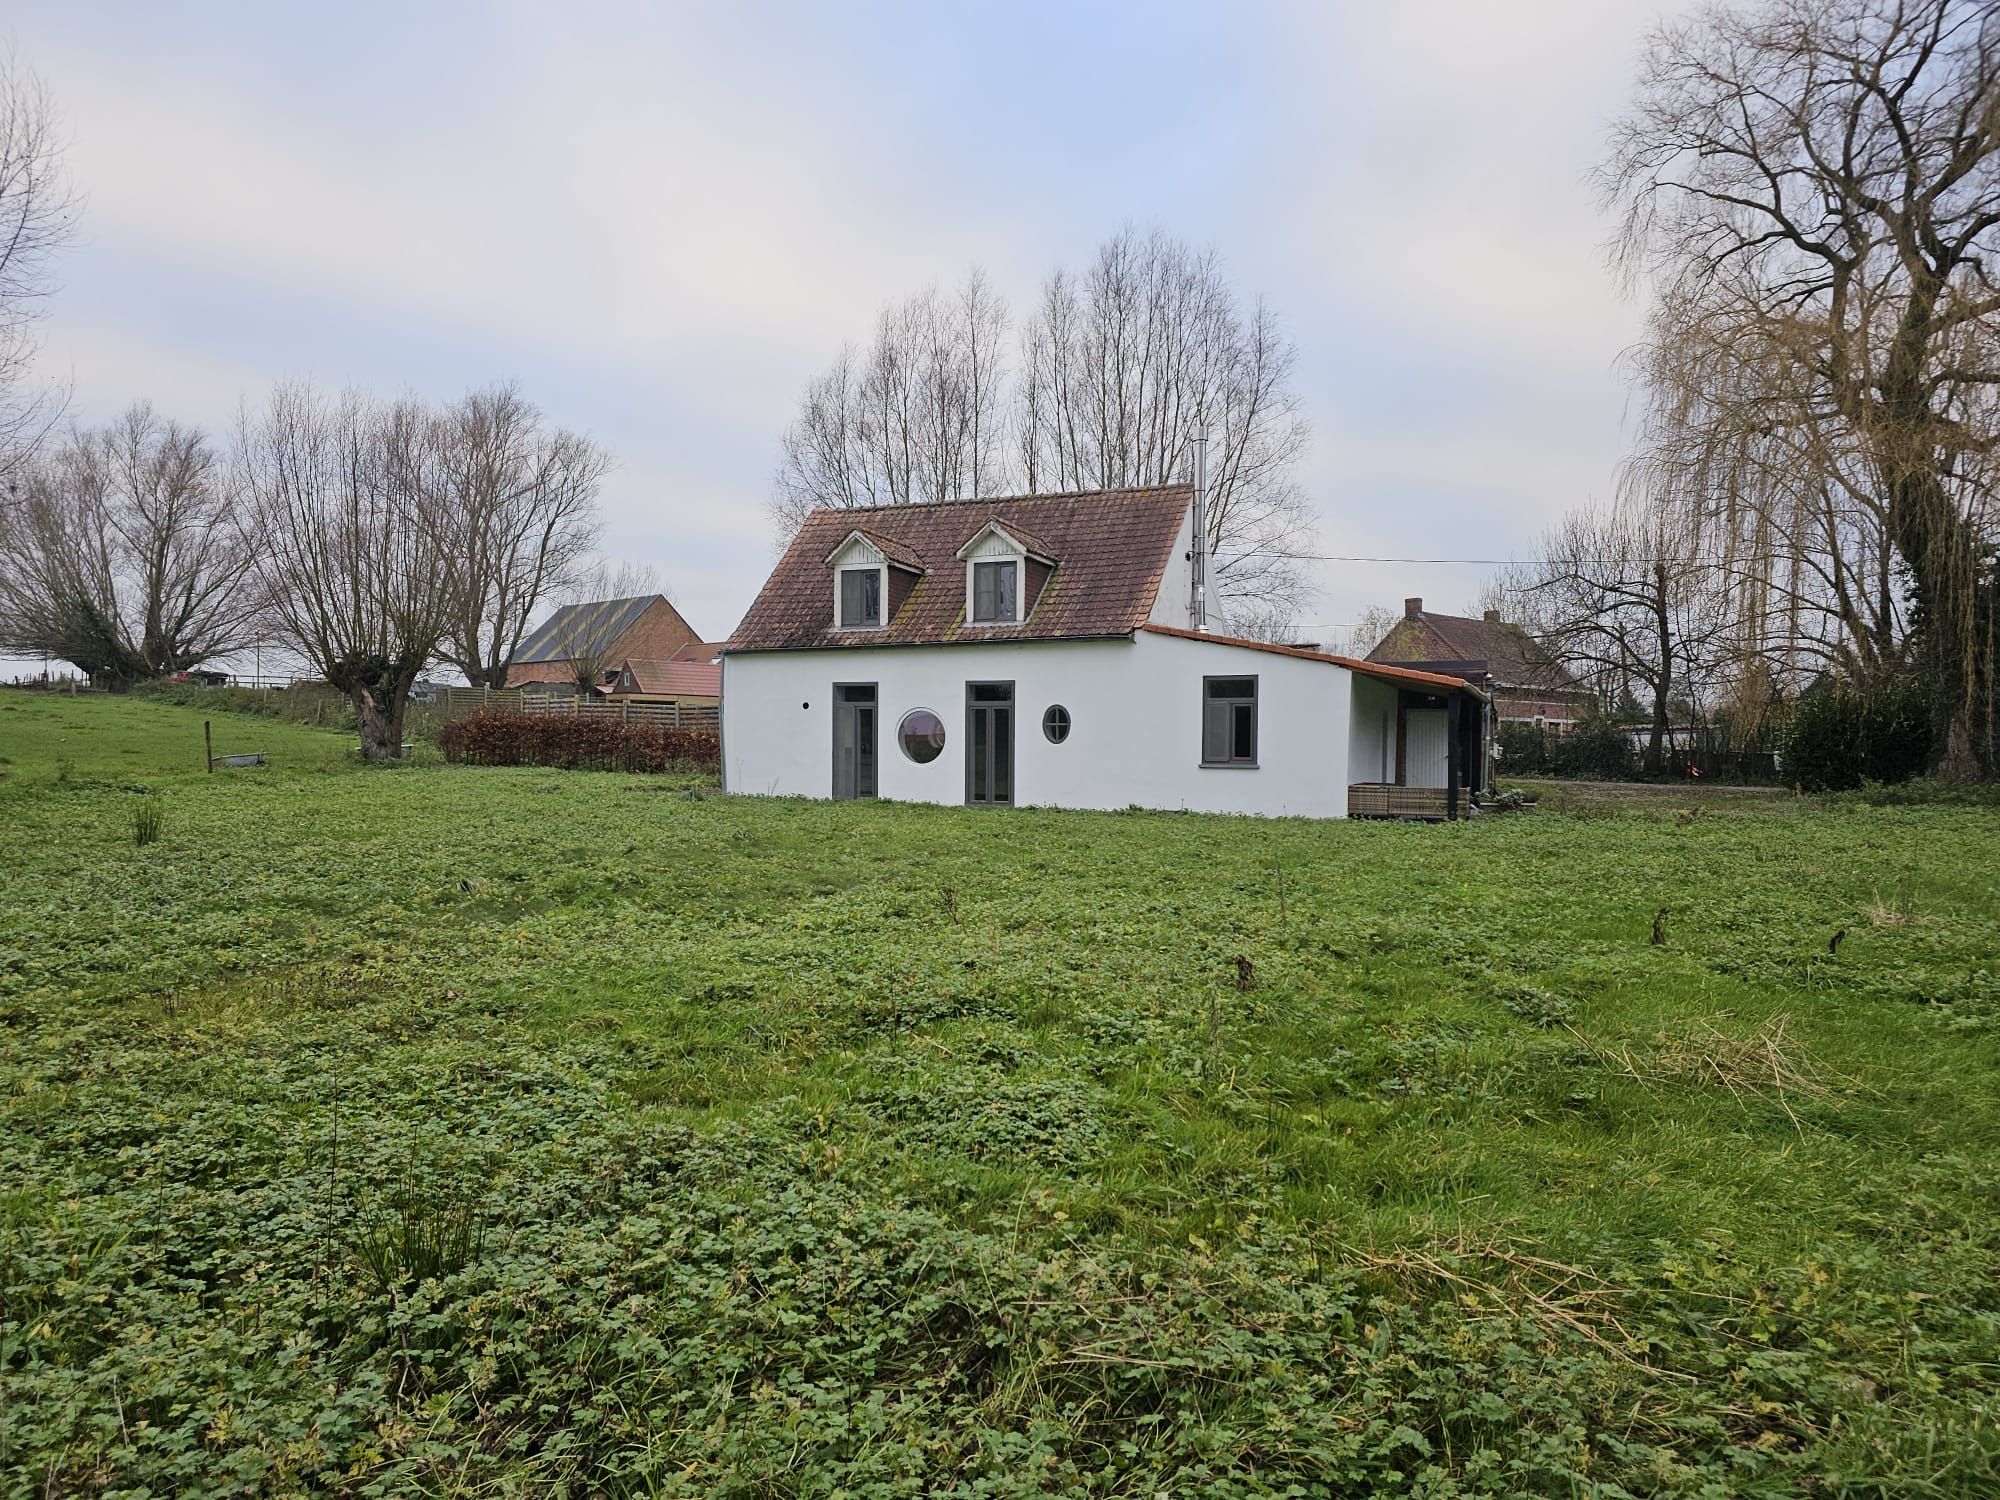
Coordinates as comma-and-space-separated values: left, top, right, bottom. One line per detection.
1213, 550, 1679, 566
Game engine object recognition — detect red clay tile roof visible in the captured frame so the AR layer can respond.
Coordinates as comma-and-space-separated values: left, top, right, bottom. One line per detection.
826, 526, 928, 572
669, 640, 728, 662
1142, 625, 1485, 696
729, 486, 1192, 651
958, 516, 1056, 561
608, 658, 722, 697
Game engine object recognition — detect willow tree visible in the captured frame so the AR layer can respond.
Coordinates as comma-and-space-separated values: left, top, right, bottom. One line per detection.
1604, 0, 2000, 775
236, 383, 465, 760
0, 406, 257, 684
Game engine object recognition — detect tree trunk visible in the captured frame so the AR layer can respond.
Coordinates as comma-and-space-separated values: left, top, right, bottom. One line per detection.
1888, 466, 1997, 780
354, 691, 408, 761
1645, 564, 1671, 777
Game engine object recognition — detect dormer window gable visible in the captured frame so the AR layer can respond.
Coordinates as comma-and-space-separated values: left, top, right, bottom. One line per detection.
955, 519, 1057, 628
824, 528, 924, 632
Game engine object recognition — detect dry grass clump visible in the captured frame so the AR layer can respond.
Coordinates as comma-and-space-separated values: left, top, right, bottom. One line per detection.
1865, 884, 1925, 928
1574, 1012, 1837, 1130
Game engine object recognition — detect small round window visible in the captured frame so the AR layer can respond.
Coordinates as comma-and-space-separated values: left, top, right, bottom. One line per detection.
1042, 705, 1072, 744
899, 708, 947, 763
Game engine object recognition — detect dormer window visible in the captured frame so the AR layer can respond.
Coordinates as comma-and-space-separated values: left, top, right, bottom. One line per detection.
956, 518, 1054, 629
971, 560, 1018, 624
839, 566, 883, 628
825, 527, 923, 632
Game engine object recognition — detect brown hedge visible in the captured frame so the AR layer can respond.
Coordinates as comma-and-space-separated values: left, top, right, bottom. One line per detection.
438, 710, 720, 774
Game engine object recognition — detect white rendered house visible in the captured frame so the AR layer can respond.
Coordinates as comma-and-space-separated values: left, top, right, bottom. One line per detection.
722, 481, 1486, 819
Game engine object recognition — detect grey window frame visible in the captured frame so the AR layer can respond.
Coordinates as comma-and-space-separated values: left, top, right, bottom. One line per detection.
964, 679, 1015, 805
1201, 674, 1259, 768
831, 681, 879, 798
970, 559, 1019, 624
1041, 704, 1071, 743
838, 565, 884, 629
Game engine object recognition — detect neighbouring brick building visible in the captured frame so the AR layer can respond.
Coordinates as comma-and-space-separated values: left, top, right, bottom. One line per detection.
504, 595, 705, 690
1367, 598, 1595, 729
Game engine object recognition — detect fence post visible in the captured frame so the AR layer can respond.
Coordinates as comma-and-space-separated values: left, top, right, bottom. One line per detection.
621, 699, 630, 725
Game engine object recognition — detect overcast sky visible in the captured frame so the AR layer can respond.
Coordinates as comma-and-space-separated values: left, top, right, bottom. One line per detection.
10, 0, 1695, 656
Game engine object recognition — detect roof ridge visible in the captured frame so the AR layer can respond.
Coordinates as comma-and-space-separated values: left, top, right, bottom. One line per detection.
802, 483, 1191, 521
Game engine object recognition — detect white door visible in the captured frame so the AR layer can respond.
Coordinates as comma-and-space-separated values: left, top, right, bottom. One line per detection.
1405, 709, 1449, 788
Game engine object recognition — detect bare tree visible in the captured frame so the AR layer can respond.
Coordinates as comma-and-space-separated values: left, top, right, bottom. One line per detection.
1020, 229, 1315, 622
235, 383, 465, 759
0, 405, 257, 684
1505, 501, 1735, 775
1337, 604, 1402, 659
772, 230, 1320, 627
435, 383, 609, 689
773, 270, 1010, 531
1603, 0, 2000, 774
0, 49, 79, 470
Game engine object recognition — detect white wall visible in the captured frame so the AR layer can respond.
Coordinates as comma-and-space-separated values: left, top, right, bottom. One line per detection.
1147, 510, 1198, 629
722, 629, 1356, 817
1348, 674, 1398, 784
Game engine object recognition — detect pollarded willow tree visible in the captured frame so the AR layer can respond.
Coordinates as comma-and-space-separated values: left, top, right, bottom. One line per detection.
772, 230, 1316, 632
236, 383, 466, 760
0, 405, 259, 685
1603, 0, 2000, 775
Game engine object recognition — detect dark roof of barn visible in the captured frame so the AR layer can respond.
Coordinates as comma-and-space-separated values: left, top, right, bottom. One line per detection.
512, 595, 661, 666
728, 486, 1191, 652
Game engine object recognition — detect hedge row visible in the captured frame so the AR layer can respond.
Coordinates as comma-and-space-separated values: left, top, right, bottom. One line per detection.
438, 710, 720, 774
1782, 675, 1931, 791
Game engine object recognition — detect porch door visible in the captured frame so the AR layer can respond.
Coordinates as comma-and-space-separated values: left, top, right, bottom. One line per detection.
965, 682, 1014, 805
833, 684, 877, 799
1405, 708, 1449, 789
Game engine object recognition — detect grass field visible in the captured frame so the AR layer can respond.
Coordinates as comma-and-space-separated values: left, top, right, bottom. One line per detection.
3, 688, 1998, 1496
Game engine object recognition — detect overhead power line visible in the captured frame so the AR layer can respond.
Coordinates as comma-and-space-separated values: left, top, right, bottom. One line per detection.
1213, 551, 1682, 566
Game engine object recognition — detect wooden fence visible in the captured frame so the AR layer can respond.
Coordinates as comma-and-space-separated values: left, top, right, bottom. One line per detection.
518, 692, 719, 732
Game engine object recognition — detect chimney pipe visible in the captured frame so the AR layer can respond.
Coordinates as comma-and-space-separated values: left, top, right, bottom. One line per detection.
1404, 596, 1423, 619
1483, 608, 1501, 623
1189, 435, 1209, 631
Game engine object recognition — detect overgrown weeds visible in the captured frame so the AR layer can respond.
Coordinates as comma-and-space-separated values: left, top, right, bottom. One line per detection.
130, 794, 164, 846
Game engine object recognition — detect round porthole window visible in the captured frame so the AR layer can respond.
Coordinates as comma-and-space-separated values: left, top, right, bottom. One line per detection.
899, 707, 946, 763
1042, 704, 1072, 743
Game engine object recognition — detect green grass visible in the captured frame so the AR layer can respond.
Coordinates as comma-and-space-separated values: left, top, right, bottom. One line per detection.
0, 687, 376, 780
3, 688, 1998, 1496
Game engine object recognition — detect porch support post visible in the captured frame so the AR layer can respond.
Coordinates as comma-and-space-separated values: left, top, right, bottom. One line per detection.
1446, 692, 1462, 821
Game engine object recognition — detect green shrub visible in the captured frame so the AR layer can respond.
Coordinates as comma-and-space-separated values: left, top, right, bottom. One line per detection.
1501, 719, 1633, 779
1783, 675, 1932, 792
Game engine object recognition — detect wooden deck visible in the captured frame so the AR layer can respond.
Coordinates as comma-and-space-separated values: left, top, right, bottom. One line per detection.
1347, 783, 1471, 821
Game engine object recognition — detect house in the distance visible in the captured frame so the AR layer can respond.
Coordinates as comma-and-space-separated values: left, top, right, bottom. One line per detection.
505, 595, 704, 691
723, 483, 1489, 819
1367, 598, 1594, 731
600, 656, 722, 707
